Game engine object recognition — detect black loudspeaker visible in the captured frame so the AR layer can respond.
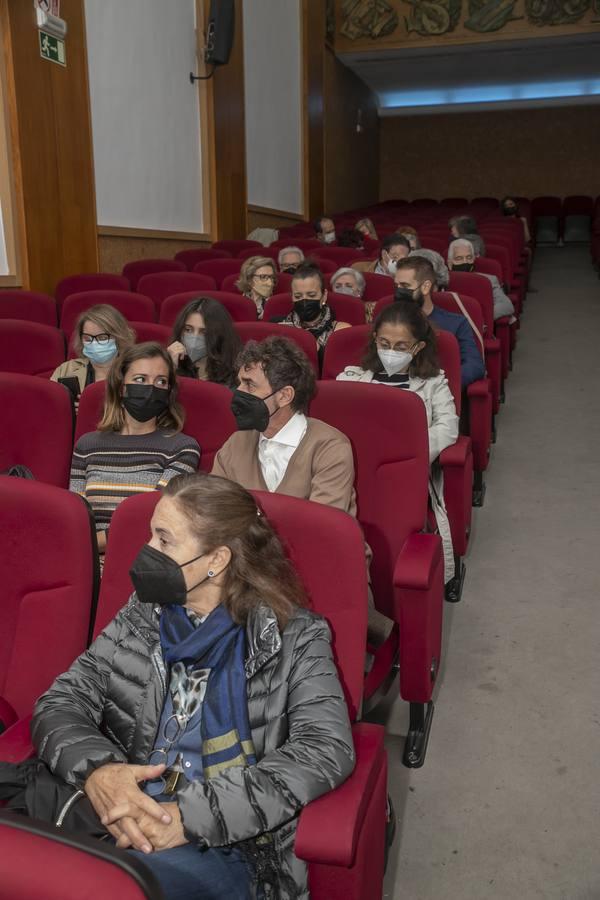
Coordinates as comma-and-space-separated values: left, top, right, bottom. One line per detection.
205, 0, 235, 66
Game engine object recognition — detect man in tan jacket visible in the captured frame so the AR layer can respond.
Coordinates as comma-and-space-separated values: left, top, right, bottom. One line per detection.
212, 336, 356, 514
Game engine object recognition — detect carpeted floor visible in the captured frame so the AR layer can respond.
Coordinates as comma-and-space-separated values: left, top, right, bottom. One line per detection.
376, 246, 600, 900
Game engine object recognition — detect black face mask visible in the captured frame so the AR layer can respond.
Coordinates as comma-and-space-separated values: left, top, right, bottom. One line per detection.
452, 263, 475, 273
295, 299, 322, 322
123, 384, 171, 423
502, 206, 518, 217
129, 544, 207, 606
230, 388, 277, 432
281, 265, 298, 275
394, 286, 424, 308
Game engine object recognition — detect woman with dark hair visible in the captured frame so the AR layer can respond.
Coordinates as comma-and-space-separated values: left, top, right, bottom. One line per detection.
500, 195, 531, 243
69, 342, 200, 553
32, 472, 354, 900
337, 302, 458, 583
167, 297, 242, 388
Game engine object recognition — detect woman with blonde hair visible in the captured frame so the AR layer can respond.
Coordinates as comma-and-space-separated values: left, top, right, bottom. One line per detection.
235, 255, 278, 320
51, 304, 135, 397
355, 217, 378, 240
69, 342, 200, 553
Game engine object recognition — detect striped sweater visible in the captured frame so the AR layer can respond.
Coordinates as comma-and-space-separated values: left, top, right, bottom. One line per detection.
69, 430, 201, 531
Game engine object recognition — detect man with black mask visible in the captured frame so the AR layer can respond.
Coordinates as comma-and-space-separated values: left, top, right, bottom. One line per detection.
212, 335, 356, 512
447, 238, 514, 321
393, 257, 485, 388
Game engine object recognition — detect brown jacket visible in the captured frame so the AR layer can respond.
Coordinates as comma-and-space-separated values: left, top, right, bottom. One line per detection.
352, 258, 381, 274
50, 358, 91, 393
211, 417, 357, 515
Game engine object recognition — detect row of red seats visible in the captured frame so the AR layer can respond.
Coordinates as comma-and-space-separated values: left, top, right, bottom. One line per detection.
0, 475, 385, 899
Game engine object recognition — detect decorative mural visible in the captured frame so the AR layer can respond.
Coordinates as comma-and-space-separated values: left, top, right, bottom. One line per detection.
334, 0, 600, 44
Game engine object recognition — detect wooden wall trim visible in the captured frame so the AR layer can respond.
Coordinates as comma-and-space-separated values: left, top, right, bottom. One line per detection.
0, 0, 26, 286
98, 226, 212, 241
247, 204, 305, 221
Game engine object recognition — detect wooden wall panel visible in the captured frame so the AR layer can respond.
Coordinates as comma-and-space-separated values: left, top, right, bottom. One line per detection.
380, 105, 600, 201
98, 235, 211, 274
323, 49, 379, 215
5, 0, 97, 293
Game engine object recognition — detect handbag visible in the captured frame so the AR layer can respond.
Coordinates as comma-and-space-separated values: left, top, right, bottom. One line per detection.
0, 759, 107, 838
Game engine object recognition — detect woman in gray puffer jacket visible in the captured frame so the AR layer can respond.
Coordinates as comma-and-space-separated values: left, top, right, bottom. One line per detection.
32, 473, 355, 900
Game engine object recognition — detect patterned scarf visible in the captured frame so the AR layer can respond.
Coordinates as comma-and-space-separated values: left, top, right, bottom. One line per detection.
159, 604, 256, 779
287, 304, 336, 349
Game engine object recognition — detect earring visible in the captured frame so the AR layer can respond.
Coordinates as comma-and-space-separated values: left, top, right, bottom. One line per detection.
207, 570, 215, 578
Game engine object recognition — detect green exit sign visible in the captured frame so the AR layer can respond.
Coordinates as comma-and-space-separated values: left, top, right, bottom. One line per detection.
39, 29, 66, 67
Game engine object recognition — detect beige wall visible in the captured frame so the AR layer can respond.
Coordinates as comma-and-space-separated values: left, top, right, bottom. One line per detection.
380, 104, 600, 201
98, 236, 210, 275
324, 49, 379, 214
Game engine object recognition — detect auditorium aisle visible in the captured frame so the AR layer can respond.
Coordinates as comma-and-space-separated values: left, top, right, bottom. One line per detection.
378, 246, 600, 899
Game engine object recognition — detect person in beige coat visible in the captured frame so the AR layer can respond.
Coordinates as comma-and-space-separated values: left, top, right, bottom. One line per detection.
51, 304, 135, 397
336, 301, 459, 589
212, 336, 356, 513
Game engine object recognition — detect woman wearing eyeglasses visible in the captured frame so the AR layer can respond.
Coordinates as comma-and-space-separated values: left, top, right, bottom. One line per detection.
51, 304, 135, 397
32, 473, 354, 900
337, 301, 458, 585
69, 343, 200, 556
236, 256, 278, 320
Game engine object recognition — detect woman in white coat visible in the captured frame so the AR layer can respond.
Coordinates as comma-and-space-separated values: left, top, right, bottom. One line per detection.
336, 301, 459, 585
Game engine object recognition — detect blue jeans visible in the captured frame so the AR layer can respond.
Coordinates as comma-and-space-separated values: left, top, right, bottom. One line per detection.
128, 843, 255, 900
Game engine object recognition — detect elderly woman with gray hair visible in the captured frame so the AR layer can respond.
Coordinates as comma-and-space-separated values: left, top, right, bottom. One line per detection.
447, 239, 515, 321
330, 267, 366, 299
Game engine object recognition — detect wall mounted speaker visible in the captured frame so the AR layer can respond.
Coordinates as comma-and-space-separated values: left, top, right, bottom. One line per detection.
205, 0, 235, 66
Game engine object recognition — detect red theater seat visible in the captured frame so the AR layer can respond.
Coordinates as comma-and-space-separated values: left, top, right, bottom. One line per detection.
60, 290, 156, 333
129, 322, 171, 345
159, 291, 258, 326
0, 319, 65, 378
97, 489, 386, 900
237, 246, 279, 262
137, 272, 217, 313
0, 374, 73, 486
233, 321, 319, 374
0, 814, 163, 900
310, 382, 444, 767
270, 238, 322, 251
174, 247, 232, 268
360, 272, 395, 302
193, 259, 243, 287
0, 478, 96, 728
121, 258, 185, 290
313, 247, 366, 266
211, 239, 263, 255
55, 274, 130, 313
447, 270, 511, 386
0, 291, 57, 327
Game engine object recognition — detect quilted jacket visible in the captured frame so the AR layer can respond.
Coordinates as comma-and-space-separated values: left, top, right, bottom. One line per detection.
32, 597, 355, 899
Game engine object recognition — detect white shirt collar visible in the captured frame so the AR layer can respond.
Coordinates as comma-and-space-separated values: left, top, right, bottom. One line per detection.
259, 412, 307, 449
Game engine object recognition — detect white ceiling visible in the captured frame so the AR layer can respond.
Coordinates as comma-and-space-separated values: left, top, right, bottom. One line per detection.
339, 33, 600, 114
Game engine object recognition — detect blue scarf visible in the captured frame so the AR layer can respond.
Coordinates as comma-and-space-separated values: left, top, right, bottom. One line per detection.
159, 604, 256, 779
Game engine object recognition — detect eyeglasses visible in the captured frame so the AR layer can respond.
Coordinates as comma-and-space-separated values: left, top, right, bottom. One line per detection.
81, 332, 112, 344
253, 273, 276, 282
375, 338, 417, 352
145, 713, 187, 797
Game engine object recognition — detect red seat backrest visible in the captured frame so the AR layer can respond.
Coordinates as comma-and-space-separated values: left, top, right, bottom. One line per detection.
0, 319, 65, 377
432, 291, 486, 354
193, 259, 243, 287
98, 489, 367, 721
312, 247, 366, 265
60, 290, 156, 333
269, 238, 322, 251
137, 272, 217, 312
159, 291, 258, 326
121, 258, 185, 291
0, 477, 95, 718
233, 321, 319, 374
0, 373, 73, 486
310, 382, 429, 619
0, 291, 57, 327
419, 235, 448, 256
237, 247, 279, 262
212, 239, 263, 255
75, 381, 106, 440
220, 271, 294, 295
129, 322, 171, 345
361, 271, 395, 301
55, 274, 130, 312
0, 814, 160, 900
447, 272, 494, 335
474, 256, 504, 284
174, 248, 232, 268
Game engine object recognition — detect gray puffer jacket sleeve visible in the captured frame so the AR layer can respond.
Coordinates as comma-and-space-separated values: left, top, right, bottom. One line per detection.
31, 609, 130, 786
177, 615, 355, 846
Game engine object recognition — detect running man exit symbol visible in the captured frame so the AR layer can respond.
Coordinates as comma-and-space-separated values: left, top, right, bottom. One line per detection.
39, 29, 66, 66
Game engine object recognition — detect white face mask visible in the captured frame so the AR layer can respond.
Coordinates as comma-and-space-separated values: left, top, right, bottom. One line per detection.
377, 348, 413, 376
334, 284, 357, 296
386, 259, 398, 276
323, 231, 336, 244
